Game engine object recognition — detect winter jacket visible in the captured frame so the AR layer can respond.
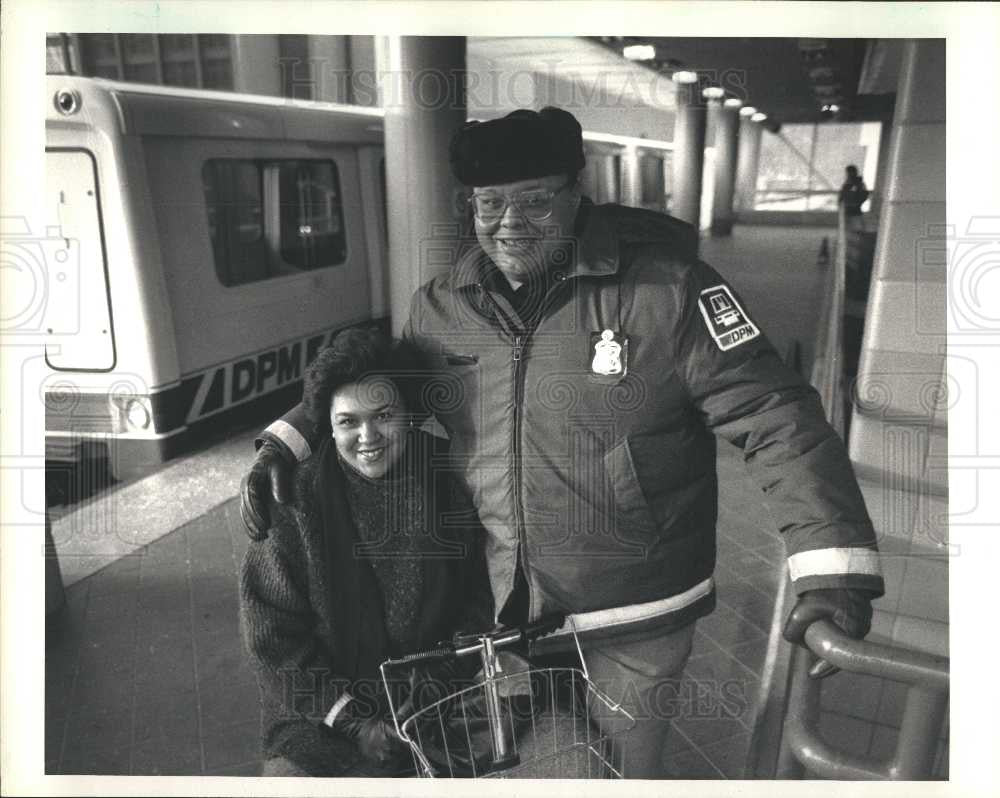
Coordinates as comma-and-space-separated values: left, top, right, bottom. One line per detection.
262, 201, 884, 646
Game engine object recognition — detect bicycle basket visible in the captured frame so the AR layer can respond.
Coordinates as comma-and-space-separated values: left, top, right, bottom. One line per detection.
399, 665, 634, 778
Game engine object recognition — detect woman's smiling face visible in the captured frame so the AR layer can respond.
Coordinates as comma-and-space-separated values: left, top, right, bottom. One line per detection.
329, 375, 408, 479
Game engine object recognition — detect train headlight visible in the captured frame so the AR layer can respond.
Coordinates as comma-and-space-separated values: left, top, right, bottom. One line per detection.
125, 398, 152, 430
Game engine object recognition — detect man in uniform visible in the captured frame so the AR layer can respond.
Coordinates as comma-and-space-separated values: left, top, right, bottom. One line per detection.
240, 107, 884, 778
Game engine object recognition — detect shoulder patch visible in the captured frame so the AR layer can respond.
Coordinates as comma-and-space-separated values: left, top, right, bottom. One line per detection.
696, 285, 760, 351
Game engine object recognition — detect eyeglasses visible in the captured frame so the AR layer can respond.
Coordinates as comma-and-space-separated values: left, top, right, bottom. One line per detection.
468, 180, 574, 223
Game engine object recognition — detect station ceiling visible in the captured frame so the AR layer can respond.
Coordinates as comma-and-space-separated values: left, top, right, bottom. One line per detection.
467, 36, 900, 128
590, 37, 900, 125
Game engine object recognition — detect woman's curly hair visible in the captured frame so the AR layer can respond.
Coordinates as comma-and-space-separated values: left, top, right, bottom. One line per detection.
302, 326, 427, 436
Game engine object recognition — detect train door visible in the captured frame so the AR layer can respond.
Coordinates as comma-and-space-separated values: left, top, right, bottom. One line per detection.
43, 149, 115, 372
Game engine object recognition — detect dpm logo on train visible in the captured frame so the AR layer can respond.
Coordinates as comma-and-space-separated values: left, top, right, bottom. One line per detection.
182, 326, 350, 425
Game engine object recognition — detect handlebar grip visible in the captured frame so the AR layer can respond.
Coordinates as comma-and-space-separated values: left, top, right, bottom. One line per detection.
384, 645, 456, 668
520, 613, 566, 640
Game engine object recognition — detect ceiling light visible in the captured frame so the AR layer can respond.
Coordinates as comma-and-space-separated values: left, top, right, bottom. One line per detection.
672, 70, 698, 84
702, 87, 725, 100
724, 98, 743, 109
739, 106, 757, 117
752, 112, 768, 123
623, 44, 656, 61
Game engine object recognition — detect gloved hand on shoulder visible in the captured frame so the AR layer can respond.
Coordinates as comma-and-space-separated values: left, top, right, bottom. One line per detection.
782, 587, 877, 679
239, 441, 294, 541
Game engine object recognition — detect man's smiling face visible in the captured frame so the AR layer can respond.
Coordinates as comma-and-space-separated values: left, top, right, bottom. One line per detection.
472, 173, 579, 289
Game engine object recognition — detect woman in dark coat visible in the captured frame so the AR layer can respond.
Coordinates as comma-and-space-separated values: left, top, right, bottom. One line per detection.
239, 327, 491, 777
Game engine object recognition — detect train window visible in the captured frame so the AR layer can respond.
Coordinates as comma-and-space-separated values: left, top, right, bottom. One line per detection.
203, 158, 346, 286
277, 161, 347, 269
203, 160, 267, 286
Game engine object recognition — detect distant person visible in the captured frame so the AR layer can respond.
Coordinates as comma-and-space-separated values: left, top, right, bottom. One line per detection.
839, 164, 870, 231
239, 327, 490, 777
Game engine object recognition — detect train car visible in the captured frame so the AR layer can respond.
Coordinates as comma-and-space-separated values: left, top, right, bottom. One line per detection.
42, 76, 674, 480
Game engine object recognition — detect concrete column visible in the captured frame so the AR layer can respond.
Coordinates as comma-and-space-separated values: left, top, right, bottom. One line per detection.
231, 35, 282, 96
376, 36, 467, 336
621, 146, 642, 208
307, 36, 350, 103
349, 36, 378, 107
869, 116, 895, 219
848, 40, 948, 646
671, 79, 707, 229
602, 153, 620, 204
710, 100, 740, 235
734, 116, 762, 211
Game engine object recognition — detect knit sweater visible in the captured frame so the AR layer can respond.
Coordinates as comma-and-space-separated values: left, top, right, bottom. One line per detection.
239, 430, 493, 774
340, 453, 425, 654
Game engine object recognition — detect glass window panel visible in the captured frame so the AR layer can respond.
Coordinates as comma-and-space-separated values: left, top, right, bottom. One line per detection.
198, 34, 231, 55
753, 191, 809, 211
201, 57, 233, 90
121, 34, 156, 61
812, 123, 872, 193
202, 160, 267, 287
807, 191, 839, 212
122, 61, 158, 83
162, 61, 197, 87
46, 36, 69, 74
159, 34, 194, 59
754, 125, 815, 211
278, 161, 347, 270
92, 63, 120, 80
640, 153, 665, 207
203, 159, 346, 286
85, 34, 118, 62
123, 62, 159, 83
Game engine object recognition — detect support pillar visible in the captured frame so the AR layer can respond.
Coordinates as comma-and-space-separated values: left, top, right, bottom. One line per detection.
710, 99, 740, 235
671, 77, 707, 231
602, 152, 621, 204
621, 146, 642, 207
376, 36, 467, 337
735, 115, 763, 211
307, 36, 350, 103
231, 35, 282, 96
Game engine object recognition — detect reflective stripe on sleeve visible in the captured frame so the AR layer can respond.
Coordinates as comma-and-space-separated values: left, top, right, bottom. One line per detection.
267, 419, 312, 462
547, 577, 714, 638
323, 691, 353, 728
787, 547, 882, 581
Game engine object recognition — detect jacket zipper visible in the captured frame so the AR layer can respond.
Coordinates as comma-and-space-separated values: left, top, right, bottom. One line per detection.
481, 277, 575, 622
511, 333, 529, 619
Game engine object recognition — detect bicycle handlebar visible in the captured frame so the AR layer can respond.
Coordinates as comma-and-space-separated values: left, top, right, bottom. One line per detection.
381, 613, 568, 670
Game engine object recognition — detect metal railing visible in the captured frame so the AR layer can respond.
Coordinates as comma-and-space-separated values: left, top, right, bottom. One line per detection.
744, 208, 950, 780
777, 622, 949, 780
810, 208, 848, 436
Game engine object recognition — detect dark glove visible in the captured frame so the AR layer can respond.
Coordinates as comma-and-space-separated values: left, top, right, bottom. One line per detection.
396, 659, 462, 721
783, 588, 876, 679
239, 442, 294, 541
331, 699, 409, 767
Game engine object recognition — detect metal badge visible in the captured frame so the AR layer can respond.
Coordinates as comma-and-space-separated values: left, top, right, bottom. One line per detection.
590, 329, 628, 376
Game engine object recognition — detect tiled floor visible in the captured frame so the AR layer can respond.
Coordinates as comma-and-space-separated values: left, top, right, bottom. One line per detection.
44, 225, 834, 779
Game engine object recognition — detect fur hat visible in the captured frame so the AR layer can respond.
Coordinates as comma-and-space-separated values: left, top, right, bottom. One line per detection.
449, 107, 586, 186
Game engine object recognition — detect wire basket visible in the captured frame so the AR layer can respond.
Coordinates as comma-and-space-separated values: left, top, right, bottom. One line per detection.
381, 616, 635, 779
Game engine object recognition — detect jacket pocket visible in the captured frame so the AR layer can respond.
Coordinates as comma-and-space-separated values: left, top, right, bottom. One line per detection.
603, 427, 714, 539
603, 436, 660, 538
